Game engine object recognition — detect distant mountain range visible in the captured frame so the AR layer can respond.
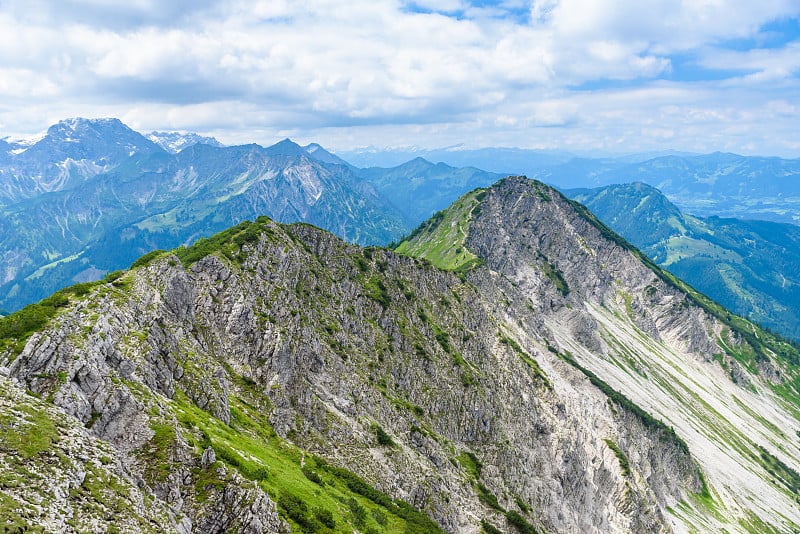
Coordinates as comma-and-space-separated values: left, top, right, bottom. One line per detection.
342, 147, 800, 225
359, 158, 502, 227
3, 117, 800, 346
568, 182, 800, 340
338, 145, 575, 170
0, 118, 412, 312
0, 118, 504, 313
146, 131, 225, 153
577, 153, 800, 225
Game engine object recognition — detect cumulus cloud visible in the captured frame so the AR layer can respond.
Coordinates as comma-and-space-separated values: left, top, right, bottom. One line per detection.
0, 0, 798, 155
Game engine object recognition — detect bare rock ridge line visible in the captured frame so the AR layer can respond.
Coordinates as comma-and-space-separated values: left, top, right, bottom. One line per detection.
2, 176, 800, 533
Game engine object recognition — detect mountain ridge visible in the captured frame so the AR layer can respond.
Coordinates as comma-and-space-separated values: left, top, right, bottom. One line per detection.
568, 182, 800, 340
0, 119, 412, 313
2, 177, 800, 532
147, 130, 225, 153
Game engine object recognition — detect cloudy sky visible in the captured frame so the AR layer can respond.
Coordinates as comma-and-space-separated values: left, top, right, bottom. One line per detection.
1, 0, 799, 156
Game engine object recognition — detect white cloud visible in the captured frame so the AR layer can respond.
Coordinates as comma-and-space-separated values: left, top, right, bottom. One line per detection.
0, 0, 797, 155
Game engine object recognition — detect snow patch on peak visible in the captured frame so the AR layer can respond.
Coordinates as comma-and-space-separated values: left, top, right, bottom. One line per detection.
59, 117, 120, 131
305, 143, 323, 153
147, 131, 224, 154
6, 133, 46, 149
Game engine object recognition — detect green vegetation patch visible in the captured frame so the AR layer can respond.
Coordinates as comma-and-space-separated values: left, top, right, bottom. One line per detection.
603, 438, 630, 477
172, 390, 443, 533
316, 461, 445, 533
756, 444, 800, 496
738, 510, 782, 534
141, 422, 178, 482
540, 258, 569, 296
130, 249, 167, 269
364, 275, 391, 309
476, 483, 503, 511
395, 189, 486, 273
0, 403, 59, 459
174, 217, 273, 267
458, 451, 483, 479
505, 510, 538, 534
0, 492, 44, 534
373, 424, 395, 447
0, 280, 104, 356
499, 334, 550, 387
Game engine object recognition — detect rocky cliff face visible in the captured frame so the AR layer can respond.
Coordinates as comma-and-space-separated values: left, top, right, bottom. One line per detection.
399, 177, 800, 532
567, 182, 800, 342
2, 177, 799, 533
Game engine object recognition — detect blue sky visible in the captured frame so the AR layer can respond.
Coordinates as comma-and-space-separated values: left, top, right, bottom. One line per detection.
0, 0, 799, 156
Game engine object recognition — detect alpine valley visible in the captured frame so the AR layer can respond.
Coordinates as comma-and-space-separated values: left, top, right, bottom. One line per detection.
2, 175, 800, 533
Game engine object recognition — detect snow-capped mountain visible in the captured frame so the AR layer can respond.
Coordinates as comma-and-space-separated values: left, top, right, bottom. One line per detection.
147, 131, 225, 154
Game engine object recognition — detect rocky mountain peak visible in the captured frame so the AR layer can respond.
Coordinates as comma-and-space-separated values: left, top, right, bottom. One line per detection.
398, 175, 800, 531
264, 138, 307, 157
147, 130, 225, 154
302, 143, 350, 166
2, 175, 800, 533
20, 116, 162, 164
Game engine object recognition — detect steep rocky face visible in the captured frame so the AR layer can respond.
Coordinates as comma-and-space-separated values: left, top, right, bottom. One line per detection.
405, 177, 800, 532
567, 182, 800, 341
2, 177, 799, 533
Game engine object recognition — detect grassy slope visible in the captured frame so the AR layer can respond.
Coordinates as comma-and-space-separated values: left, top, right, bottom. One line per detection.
394, 189, 486, 273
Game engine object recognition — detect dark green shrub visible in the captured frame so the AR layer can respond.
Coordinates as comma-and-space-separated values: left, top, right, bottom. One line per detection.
317, 463, 444, 533
481, 520, 503, 534
375, 425, 395, 447
559, 352, 690, 455
313, 507, 335, 529
346, 497, 367, 527
279, 492, 315, 529
130, 249, 166, 269
302, 466, 323, 485
371, 508, 388, 526
476, 483, 503, 511
505, 510, 537, 533
603, 439, 630, 477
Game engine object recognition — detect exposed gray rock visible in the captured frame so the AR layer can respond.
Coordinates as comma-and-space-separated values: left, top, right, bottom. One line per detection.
201, 447, 216, 468
3, 177, 798, 533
